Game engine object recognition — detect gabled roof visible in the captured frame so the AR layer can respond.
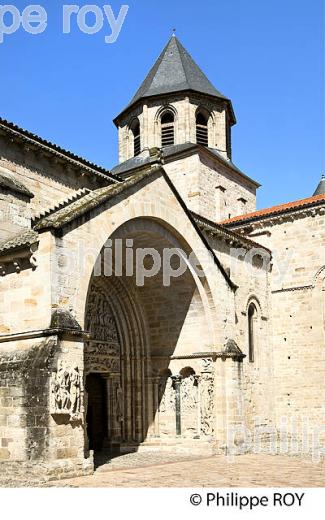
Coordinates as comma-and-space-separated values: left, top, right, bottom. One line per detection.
33, 166, 162, 231
0, 117, 116, 182
221, 193, 325, 227
313, 174, 325, 196
32, 160, 237, 291
115, 36, 235, 123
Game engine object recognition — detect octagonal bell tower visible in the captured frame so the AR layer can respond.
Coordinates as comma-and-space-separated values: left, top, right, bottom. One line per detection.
113, 35, 236, 164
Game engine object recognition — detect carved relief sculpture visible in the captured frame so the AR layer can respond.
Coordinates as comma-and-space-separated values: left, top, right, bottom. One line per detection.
180, 375, 198, 412
51, 361, 82, 419
200, 358, 215, 436
85, 282, 121, 374
158, 377, 175, 413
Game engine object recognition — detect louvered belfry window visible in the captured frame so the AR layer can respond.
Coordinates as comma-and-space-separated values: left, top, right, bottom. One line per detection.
161, 111, 175, 147
196, 112, 209, 146
131, 119, 141, 156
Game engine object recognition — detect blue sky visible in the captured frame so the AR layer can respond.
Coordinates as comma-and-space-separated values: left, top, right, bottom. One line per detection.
0, 0, 323, 209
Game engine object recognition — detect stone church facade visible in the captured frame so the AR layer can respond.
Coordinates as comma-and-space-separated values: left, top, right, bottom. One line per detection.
0, 36, 324, 481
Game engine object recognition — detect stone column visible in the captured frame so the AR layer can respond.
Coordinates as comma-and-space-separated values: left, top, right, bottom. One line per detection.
185, 96, 190, 143
199, 358, 215, 439
143, 104, 149, 149
194, 375, 201, 438
172, 376, 182, 437
110, 373, 123, 443
146, 376, 159, 439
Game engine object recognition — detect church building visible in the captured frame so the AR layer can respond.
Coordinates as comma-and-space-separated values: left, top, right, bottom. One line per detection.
0, 36, 324, 481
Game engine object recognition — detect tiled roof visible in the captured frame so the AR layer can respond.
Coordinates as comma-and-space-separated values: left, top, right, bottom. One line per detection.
0, 230, 38, 255
0, 117, 116, 182
221, 193, 325, 227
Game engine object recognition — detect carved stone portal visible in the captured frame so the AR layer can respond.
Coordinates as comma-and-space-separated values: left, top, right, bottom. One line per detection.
85, 282, 121, 374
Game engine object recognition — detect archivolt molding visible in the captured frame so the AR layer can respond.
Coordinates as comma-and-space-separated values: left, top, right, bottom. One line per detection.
195, 104, 215, 125
313, 265, 325, 286
245, 294, 263, 316
154, 104, 178, 123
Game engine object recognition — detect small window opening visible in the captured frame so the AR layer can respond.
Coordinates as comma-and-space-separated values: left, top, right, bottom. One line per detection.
131, 119, 141, 156
196, 112, 209, 146
161, 111, 175, 147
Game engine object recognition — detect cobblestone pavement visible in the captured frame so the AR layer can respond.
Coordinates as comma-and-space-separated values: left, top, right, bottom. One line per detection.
49, 452, 325, 488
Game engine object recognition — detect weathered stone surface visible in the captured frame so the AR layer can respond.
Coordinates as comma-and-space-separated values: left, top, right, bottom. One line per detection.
0, 37, 323, 485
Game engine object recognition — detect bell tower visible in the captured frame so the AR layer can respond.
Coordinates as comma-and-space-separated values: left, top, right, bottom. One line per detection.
113, 35, 236, 164
113, 36, 259, 224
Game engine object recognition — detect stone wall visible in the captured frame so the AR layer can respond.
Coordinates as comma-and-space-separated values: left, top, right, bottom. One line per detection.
0, 334, 93, 483
164, 152, 257, 222
230, 208, 325, 456
0, 231, 53, 334
0, 175, 31, 240
206, 231, 275, 449
0, 135, 107, 241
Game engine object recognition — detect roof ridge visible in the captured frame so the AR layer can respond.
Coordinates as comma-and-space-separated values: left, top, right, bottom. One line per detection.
33, 166, 162, 231
128, 39, 171, 106
174, 37, 227, 99
174, 36, 190, 86
0, 118, 116, 181
32, 187, 91, 224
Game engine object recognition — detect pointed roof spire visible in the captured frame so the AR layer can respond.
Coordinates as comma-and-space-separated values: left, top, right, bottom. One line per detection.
313, 174, 325, 196
129, 35, 228, 105
116, 36, 235, 123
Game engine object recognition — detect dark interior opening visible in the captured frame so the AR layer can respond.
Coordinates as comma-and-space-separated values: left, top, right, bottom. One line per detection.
86, 373, 108, 452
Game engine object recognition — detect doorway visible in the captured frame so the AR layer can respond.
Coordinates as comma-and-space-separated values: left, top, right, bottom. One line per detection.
86, 373, 108, 452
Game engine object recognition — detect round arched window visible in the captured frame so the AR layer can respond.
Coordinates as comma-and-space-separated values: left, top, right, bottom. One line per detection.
130, 119, 141, 156
161, 111, 175, 147
196, 111, 209, 146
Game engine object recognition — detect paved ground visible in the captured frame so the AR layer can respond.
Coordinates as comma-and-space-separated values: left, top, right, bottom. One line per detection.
49, 451, 325, 487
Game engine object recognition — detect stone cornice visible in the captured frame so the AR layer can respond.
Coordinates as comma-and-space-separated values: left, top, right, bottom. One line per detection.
113, 89, 236, 127
0, 328, 90, 344
192, 211, 272, 254
0, 230, 39, 275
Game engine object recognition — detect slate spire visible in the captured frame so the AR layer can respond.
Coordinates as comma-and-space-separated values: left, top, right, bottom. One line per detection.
313, 174, 325, 196
128, 35, 228, 105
